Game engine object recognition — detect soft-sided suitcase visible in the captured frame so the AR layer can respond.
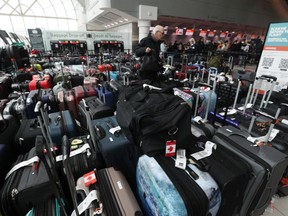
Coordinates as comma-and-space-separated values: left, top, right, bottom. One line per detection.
78, 96, 114, 129
212, 125, 288, 216
0, 147, 55, 216
0, 72, 12, 99
0, 144, 15, 187
136, 154, 221, 216
13, 118, 42, 154
187, 135, 252, 216
25, 198, 63, 216
97, 167, 143, 216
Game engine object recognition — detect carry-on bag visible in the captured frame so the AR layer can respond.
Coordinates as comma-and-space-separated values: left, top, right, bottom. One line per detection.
116, 80, 193, 155
136, 154, 221, 216
212, 121, 288, 216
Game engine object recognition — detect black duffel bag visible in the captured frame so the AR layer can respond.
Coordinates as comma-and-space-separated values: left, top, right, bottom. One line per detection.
116, 80, 194, 156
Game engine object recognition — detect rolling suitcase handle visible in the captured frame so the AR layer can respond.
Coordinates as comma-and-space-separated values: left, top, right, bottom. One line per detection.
35, 136, 68, 216
207, 67, 218, 86
82, 98, 100, 153
62, 135, 80, 216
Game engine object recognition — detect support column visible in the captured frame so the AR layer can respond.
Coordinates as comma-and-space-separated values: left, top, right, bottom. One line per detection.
138, 20, 151, 42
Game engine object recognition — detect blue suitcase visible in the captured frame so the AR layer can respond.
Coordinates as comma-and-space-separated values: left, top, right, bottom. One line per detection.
48, 110, 78, 146
96, 84, 115, 109
26, 89, 58, 119
136, 154, 221, 216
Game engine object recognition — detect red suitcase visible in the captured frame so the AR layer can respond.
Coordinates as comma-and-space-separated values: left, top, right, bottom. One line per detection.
97, 64, 112, 72
28, 74, 52, 91
73, 85, 97, 105
57, 90, 78, 119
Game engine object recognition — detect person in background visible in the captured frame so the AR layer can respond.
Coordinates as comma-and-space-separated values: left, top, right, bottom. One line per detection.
134, 25, 165, 81
160, 40, 168, 59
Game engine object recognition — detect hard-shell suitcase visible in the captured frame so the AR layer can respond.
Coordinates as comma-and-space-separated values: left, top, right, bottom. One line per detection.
26, 89, 58, 119
136, 154, 221, 216
212, 125, 288, 216
73, 85, 97, 105
48, 110, 78, 146
96, 84, 115, 109
28, 74, 52, 91
91, 116, 135, 167
57, 90, 78, 119
97, 167, 143, 216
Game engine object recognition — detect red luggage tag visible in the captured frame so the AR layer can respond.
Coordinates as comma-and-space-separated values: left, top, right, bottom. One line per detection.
83, 171, 97, 187
165, 140, 176, 157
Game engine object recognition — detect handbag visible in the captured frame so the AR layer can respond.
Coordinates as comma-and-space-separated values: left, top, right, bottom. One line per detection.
140, 50, 160, 72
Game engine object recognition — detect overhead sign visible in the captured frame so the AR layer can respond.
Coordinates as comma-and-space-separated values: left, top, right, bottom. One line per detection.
27, 28, 45, 51
256, 22, 288, 90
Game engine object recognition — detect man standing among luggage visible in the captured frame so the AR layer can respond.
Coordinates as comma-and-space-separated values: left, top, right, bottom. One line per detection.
134, 25, 164, 81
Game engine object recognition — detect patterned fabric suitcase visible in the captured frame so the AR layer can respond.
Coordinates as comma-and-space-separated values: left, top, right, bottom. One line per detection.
136, 154, 221, 216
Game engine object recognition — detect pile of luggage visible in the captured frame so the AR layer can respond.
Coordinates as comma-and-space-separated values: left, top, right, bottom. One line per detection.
0, 53, 288, 216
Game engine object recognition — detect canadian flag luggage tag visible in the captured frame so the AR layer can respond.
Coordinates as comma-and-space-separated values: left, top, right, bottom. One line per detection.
83, 171, 97, 187
165, 140, 176, 157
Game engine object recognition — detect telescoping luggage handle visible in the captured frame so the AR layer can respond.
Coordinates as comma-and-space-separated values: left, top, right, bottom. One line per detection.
207, 67, 218, 87
82, 98, 100, 153
193, 82, 213, 123
62, 135, 80, 216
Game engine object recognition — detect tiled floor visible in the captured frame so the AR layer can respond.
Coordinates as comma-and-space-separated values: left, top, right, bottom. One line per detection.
262, 195, 288, 216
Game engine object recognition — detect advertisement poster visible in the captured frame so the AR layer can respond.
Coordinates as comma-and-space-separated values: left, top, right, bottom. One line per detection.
256, 22, 288, 90
185, 29, 194, 36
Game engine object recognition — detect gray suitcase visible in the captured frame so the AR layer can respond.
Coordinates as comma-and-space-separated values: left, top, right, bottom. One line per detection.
213, 125, 288, 216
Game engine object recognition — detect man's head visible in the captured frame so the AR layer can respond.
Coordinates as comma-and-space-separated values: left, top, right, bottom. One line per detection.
152, 25, 164, 41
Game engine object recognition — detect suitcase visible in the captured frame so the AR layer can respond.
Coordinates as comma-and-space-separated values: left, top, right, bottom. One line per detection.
78, 96, 114, 129
0, 147, 56, 216
96, 84, 116, 109
97, 167, 143, 216
136, 154, 221, 216
25, 198, 64, 216
28, 74, 52, 91
61, 133, 141, 216
0, 144, 15, 187
0, 72, 12, 99
73, 85, 97, 105
26, 89, 58, 119
13, 118, 42, 154
48, 110, 78, 147
187, 135, 252, 216
57, 90, 78, 119
83, 76, 97, 89
212, 125, 288, 216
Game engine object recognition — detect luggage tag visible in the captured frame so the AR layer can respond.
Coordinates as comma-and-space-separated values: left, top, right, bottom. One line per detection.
174, 149, 187, 170
247, 128, 279, 146
237, 103, 253, 111
165, 140, 176, 157
190, 141, 217, 160
281, 119, 288, 126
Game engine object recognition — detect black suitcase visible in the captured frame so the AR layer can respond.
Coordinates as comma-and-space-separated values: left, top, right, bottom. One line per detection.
212, 125, 288, 216
78, 96, 114, 129
0, 144, 15, 187
0, 147, 55, 216
0, 72, 12, 99
13, 118, 42, 154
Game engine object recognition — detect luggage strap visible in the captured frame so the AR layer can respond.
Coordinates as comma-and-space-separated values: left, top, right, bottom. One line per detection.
5, 156, 39, 180
71, 190, 103, 216
56, 143, 90, 162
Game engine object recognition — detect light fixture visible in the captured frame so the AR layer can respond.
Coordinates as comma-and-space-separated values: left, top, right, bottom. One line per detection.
114, 22, 118, 24
111, 23, 114, 26
119, 20, 123, 23
124, 18, 128, 21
